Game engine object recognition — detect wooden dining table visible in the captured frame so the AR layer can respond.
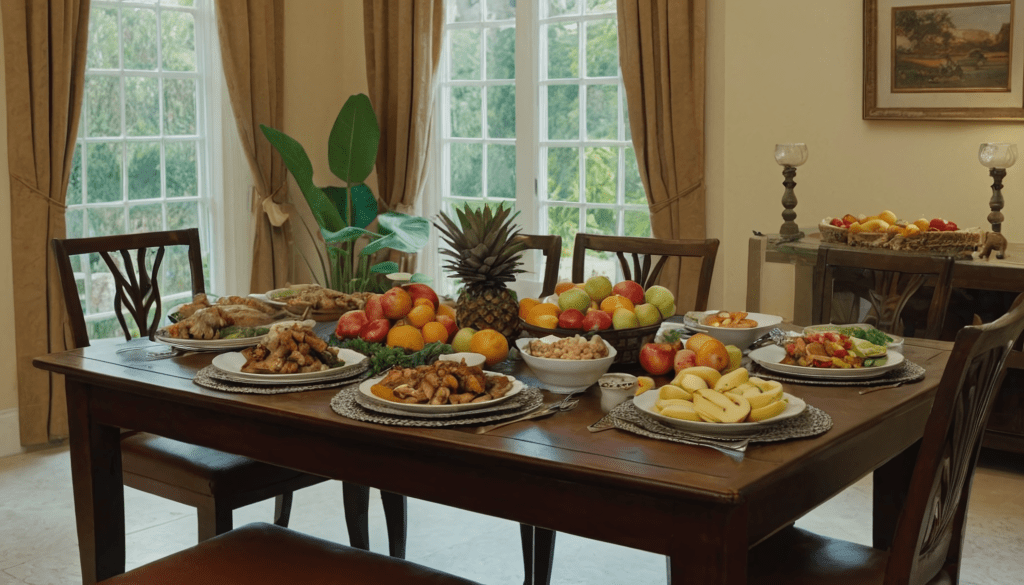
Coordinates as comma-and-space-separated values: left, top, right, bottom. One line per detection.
34, 335, 953, 585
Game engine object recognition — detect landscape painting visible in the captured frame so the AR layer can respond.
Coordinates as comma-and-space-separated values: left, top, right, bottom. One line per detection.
892, 1, 1012, 92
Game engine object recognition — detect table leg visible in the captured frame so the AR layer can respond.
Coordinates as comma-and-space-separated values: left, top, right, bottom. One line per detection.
873, 439, 920, 550
665, 507, 747, 584
747, 237, 766, 313
519, 524, 556, 585
66, 383, 125, 584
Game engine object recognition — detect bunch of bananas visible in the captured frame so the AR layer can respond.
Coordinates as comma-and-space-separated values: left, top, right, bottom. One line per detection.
653, 367, 787, 423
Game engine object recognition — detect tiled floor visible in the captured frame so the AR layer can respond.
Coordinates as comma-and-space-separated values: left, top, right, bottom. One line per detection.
1, 443, 1021, 584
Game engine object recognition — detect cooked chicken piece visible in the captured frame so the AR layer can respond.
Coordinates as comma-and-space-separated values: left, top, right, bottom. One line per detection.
216, 295, 278, 315
176, 293, 212, 319
429, 388, 450, 405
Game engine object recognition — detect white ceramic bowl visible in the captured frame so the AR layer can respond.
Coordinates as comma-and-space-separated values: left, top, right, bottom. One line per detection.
438, 352, 487, 368
515, 336, 617, 394
688, 311, 784, 349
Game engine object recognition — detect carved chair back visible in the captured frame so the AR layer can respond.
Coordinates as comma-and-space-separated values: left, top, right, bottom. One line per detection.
512, 234, 562, 298
51, 229, 205, 347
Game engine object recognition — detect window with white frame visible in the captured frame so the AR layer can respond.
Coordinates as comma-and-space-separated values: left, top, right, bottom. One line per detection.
434, 0, 648, 298
67, 0, 215, 339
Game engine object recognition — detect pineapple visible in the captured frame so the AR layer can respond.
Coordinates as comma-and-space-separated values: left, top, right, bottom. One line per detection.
435, 204, 526, 339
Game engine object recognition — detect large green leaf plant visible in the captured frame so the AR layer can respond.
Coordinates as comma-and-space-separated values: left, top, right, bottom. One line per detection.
260, 94, 429, 293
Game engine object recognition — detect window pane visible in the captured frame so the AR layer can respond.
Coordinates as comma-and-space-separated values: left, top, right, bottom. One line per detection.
160, 246, 193, 295
546, 147, 579, 202
161, 11, 196, 71
486, 26, 515, 79
89, 317, 127, 341
586, 0, 615, 13
66, 208, 85, 240
585, 146, 616, 204
450, 143, 483, 198
449, 0, 481, 23
547, 0, 579, 17
586, 19, 618, 77
624, 147, 645, 205
167, 201, 199, 230
547, 85, 578, 140
86, 143, 123, 203
128, 202, 163, 232
586, 208, 616, 236
87, 8, 120, 69
547, 23, 578, 79
122, 8, 158, 70
88, 206, 127, 238
127, 142, 161, 200
487, 145, 515, 199
488, 84, 515, 139
163, 0, 196, 6
586, 84, 617, 140
450, 86, 482, 138
87, 76, 122, 137
125, 76, 159, 136
164, 78, 197, 135
624, 209, 651, 238
581, 248, 617, 281
450, 29, 481, 80
486, 0, 515, 20
546, 206, 579, 274
68, 146, 83, 206
166, 142, 198, 198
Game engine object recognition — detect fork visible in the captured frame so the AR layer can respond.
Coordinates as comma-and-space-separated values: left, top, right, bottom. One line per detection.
475, 392, 580, 434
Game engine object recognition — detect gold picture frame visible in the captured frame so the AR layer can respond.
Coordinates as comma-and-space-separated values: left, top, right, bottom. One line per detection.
864, 0, 1024, 120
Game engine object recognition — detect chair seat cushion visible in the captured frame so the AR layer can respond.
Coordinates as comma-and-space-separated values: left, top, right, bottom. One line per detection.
97, 522, 481, 585
747, 526, 951, 585
121, 432, 317, 496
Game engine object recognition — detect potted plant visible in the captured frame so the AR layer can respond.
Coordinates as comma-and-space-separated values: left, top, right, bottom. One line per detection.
260, 93, 429, 293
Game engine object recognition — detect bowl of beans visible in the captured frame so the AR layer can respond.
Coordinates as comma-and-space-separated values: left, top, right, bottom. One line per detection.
515, 335, 617, 394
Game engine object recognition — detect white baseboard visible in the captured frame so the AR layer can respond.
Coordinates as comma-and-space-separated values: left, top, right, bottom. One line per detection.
0, 408, 23, 458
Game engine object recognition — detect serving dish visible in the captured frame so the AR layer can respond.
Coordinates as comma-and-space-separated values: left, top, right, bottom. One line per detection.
684, 310, 785, 349
633, 390, 806, 436
210, 348, 369, 385
748, 345, 905, 379
515, 336, 616, 394
358, 372, 523, 414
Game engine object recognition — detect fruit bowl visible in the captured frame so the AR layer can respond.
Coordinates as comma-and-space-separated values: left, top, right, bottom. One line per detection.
684, 311, 784, 349
519, 319, 659, 364
515, 336, 617, 394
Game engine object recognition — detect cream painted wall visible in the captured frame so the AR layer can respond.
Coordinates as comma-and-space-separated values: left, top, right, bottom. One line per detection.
0, 8, 18, 417
707, 1, 1023, 319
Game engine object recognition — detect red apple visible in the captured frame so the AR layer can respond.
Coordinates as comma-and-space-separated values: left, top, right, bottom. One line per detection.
335, 310, 369, 339
359, 318, 391, 343
639, 342, 675, 376
436, 314, 458, 338
380, 287, 412, 320
673, 349, 697, 374
581, 310, 612, 331
404, 283, 439, 309
613, 280, 645, 305
558, 308, 585, 330
364, 294, 385, 322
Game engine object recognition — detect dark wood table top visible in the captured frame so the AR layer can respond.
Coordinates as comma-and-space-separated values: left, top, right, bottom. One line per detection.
35, 336, 953, 584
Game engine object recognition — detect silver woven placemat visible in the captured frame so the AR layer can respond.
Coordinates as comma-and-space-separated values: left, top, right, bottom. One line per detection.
193, 365, 370, 394
331, 386, 545, 427
610, 400, 833, 444
749, 360, 926, 387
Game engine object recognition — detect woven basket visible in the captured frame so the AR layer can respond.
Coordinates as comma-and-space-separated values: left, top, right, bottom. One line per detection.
519, 319, 659, 364
818, 222, 849, 244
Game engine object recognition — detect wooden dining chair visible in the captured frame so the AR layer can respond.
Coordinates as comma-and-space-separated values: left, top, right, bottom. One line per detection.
570, 233, 720, 311
51, 229, 406, 555
812, 246, 956, 340
747, 292, 1024, 585
513, 233, 562, 297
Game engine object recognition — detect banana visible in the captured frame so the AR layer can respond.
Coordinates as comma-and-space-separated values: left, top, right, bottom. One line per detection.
656, 397, 693, 410
674, 366, 721, 388
694, 388, 750, 423
713, 367, 749, 393
677, 374, 709, 394
728, 383, 784, 409
660, 401, 701, 421
658, 384, 692, 401
747, 399, 787, 422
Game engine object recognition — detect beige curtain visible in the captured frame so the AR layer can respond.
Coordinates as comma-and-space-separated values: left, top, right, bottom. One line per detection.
363, 0, 443, 272
2, 0, 90, 445
215, 0, 291, 293
617, 0, 706, 313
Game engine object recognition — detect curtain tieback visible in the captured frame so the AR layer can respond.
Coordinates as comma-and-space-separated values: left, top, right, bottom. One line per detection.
254, 185, 290, 227
14, 174, 67, 210
649, 180, 702, 214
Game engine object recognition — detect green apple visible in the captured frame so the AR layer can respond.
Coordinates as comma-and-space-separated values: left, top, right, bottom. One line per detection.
634, 303, 661, 327
452, 327, 477, 353
611, 307, 639, 330
644, 285, 676, 317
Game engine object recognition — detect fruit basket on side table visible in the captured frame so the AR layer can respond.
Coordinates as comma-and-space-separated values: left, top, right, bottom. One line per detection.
519, 319, 659, 364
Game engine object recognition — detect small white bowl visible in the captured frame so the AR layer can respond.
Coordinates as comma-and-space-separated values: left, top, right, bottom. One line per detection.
515, 336, 617, 394
688, 311, 784, 349
438, 352, 486, 368
598, 373, 638, 411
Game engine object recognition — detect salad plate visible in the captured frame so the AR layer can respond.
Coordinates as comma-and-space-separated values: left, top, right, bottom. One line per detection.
633, 390, 806, 436
748, 345, 904, 379
358, 373, 523, 414
802, 323, 904, 352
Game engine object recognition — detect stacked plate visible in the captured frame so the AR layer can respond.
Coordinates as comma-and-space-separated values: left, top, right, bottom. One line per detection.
207, 347, 370, 386
154, 333, 262, 352
353, 372, 534, 420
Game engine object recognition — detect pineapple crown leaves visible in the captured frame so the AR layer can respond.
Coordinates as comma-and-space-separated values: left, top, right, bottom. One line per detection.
434, 204, 528, 285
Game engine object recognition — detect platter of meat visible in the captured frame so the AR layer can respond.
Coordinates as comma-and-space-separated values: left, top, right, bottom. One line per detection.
251, 284, 371, 321
155, 294, 287, 350
358, 361, 524, 414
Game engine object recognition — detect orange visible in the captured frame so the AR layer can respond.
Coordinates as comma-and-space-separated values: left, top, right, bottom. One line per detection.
519, 297, 541, 319
553, 281, 576, 295
421, 321, 449, 344
469, 329, 510, 366
413, 297, 434, 309
695, 338, 729, 371
685, 332, 716, 353
525, 302, 561, 326
600, 294, 634, 316
406, 304, 436, 328
532, 314, 560, 329
386, 324, 425, 352
437, 303, 457, 320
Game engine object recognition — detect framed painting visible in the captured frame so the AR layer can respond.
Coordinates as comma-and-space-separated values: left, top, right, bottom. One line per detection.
864, 0, 1024, 120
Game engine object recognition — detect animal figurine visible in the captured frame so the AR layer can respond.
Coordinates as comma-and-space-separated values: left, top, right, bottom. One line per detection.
979, 231, 1008, 260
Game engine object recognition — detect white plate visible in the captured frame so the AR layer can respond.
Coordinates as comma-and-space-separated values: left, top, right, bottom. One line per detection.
358, 372, 524, 414
211, 348, 369, 384
748, 345, 905, 379
634, 390, 806, 435
248, 292, 286, 307
802, 323, 905, 352
154, 333, 262, 352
